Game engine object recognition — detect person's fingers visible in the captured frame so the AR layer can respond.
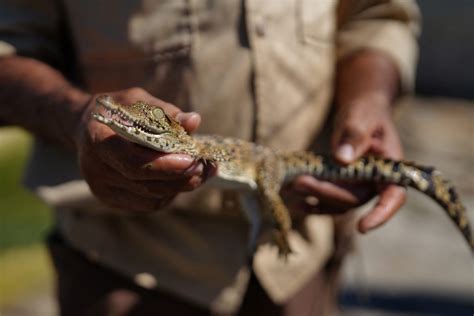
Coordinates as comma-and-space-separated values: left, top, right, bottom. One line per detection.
176, 112, 201, 133
337, 135, 371, 163
142, 154, 204, 177
82, 141, 206, 186
91, 134, 204, 180
333, 123, 373, 164
292, 176, 361, 206
358, 185, 406, 233
292, 176, 377, 206
379, 122, 404, 160
287, 181, 375, 219
81, 147, 202, 210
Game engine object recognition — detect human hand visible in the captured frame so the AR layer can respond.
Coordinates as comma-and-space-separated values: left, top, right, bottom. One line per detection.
75, 87, 210, 212
287, 94, 406, 233
331, 93, 406, 233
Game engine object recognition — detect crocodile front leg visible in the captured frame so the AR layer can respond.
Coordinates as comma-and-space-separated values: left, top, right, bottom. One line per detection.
256, 158, 293, 258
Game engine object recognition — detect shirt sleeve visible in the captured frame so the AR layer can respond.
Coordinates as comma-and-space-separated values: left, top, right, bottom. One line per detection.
0, 0, 63, 66
336, 0, 421, 92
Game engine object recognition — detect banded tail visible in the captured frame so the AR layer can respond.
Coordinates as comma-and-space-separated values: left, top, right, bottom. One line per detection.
284, 153, 474, 252
402, 162, 474, 252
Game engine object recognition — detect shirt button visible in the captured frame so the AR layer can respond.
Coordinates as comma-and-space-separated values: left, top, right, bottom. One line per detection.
255, 22, 265, 37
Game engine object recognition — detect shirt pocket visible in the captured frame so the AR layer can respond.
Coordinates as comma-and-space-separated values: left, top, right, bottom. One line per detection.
297, 0, 337, 47
129, 0, 195, 62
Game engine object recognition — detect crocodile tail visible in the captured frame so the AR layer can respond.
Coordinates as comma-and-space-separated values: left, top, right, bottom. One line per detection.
401, 162, 474, 252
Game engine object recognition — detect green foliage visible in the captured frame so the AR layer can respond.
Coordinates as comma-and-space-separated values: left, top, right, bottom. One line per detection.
0, 244, 53, 307
0, 128, 53, 307
0, 128, 52, 251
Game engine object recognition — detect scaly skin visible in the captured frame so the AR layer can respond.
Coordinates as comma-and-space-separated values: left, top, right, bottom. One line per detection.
92, 95, 474, 257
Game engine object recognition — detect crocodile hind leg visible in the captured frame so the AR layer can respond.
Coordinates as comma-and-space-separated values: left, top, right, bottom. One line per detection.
256, 158, 293, 258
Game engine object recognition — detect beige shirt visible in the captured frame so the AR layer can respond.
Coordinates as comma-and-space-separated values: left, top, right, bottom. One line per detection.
0, 0, 419, 313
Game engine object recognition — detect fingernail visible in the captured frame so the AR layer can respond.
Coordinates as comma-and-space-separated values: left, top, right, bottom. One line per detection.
171, 154, 196, 164
305, 196, 319, 207
293, 182, 311, 194
176, 112, 197, 124
142, 154, 195, 170
184, 162, 203, 176
336, 144, 354, 162
188, 175, 203, 188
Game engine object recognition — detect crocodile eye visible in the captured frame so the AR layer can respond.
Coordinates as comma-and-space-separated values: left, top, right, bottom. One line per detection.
152, 108, 165, 120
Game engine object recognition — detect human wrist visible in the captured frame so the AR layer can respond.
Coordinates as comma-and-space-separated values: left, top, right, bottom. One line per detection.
335, 50, 400, 114
336, 90, 394, 117
61, 86, 92, 151
0, 56, 92, 151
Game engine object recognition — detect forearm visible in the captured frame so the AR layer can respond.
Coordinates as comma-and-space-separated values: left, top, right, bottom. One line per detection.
335, 50, 400, 110
332, 49, 404, 162
0, 56, 90, 151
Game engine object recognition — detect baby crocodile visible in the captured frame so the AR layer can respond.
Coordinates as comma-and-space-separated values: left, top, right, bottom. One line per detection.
92, 95, 474, 257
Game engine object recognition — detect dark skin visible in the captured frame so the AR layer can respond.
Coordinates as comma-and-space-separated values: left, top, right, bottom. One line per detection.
290, 50, 406, 233
0, 50, 405, 233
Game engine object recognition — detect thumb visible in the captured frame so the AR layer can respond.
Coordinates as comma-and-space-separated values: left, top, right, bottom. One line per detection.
333, 128, 371, 164
175, 112, 201, 133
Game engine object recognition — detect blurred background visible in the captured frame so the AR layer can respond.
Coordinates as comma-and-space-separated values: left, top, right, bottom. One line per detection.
0, 1, 473, 315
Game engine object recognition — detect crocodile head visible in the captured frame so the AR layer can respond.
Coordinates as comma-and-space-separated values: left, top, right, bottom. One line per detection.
92, 95, 198, 154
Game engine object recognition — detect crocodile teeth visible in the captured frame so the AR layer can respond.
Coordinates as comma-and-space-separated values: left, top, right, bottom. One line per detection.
99, 105, 159, 135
